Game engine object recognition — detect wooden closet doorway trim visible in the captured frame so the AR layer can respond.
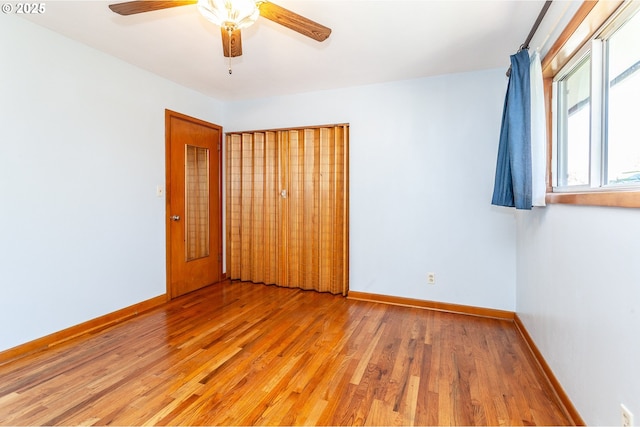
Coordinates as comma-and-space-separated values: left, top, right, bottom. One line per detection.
165, 109, 224, 300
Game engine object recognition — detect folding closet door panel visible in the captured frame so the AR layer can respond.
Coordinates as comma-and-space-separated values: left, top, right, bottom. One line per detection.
226, 132, 281, 284
337, 126, 349, 294
226, 125, 348, 295
318, 126, 348, 294
282, 129, 320, 291
276, 131, 290, 287
226, 133, 242, 281
249, 132, 265, 282
280, 126, 348, 294
239, 133, 254, 282
262, 131, 280, 285
303, 129, 321, 292
282, 130, 301, 289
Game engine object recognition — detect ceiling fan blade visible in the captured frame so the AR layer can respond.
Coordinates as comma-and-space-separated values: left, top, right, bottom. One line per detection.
258, 1, 331, 42
108, 1, 196, 16
221, 29, 243, 58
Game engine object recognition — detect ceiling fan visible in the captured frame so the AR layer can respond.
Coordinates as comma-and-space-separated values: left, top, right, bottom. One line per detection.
108, 0, 331, 60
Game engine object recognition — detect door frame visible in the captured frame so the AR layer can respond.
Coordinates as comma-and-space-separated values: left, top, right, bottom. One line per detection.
165, 109, 224, 300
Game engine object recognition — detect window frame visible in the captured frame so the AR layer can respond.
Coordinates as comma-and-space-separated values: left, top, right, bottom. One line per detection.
543, 0, 640, 207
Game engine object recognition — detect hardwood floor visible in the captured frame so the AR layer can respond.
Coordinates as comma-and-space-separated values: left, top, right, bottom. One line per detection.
0, 281, 572, 426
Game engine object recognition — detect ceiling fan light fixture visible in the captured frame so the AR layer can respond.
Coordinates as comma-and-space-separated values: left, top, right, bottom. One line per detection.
197, 0, 260, 31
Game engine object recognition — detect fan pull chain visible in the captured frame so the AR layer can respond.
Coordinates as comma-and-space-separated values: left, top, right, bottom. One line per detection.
227, 27, 233, 75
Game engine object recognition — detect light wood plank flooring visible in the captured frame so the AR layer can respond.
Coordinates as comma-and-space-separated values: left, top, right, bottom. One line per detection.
0, 281, 572, 425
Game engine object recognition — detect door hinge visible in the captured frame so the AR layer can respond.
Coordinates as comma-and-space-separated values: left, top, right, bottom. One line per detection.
218, 253, 222, 262
217, 143, 221, 151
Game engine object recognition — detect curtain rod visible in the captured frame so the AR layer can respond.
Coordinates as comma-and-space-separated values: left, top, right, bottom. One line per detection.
507, 0, 553, 76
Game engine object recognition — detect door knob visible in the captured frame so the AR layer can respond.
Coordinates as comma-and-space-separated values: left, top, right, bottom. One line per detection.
170, 215, 181, 221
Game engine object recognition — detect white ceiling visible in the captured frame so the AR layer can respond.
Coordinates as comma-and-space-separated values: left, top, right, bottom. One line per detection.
22, 0, 567, 101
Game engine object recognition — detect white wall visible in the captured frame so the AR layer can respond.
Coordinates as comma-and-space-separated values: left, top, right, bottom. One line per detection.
516, 206, 640, 425
224, 70, 517, 311
0, 16, 224, 352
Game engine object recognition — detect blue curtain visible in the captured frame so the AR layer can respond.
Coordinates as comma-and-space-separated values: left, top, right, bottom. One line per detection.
491, 50, 532, 210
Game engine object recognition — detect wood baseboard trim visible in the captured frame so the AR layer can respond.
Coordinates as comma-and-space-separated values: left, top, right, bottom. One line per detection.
0, 294, 167, 366
514, 314, 585, 426
347, 291, 515, 320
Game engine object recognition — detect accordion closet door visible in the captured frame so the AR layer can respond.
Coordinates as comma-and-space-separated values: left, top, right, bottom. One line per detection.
226, 125, 349, 295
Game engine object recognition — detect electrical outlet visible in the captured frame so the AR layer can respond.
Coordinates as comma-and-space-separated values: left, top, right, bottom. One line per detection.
621, 404, 633, 427
427, 272, 436, 284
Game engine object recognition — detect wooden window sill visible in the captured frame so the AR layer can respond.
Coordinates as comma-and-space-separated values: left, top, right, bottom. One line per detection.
546, 190, 640, 208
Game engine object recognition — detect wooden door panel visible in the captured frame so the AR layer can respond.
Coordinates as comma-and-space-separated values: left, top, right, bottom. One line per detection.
166, 110, 222, 299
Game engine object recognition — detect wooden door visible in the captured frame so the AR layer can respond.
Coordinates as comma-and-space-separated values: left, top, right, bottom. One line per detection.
166, 110, 223, 299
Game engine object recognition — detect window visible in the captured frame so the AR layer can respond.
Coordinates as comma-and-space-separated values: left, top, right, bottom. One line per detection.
606, 10, 640, 186
557, 54, 591, 187
548, 1, 640, 206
